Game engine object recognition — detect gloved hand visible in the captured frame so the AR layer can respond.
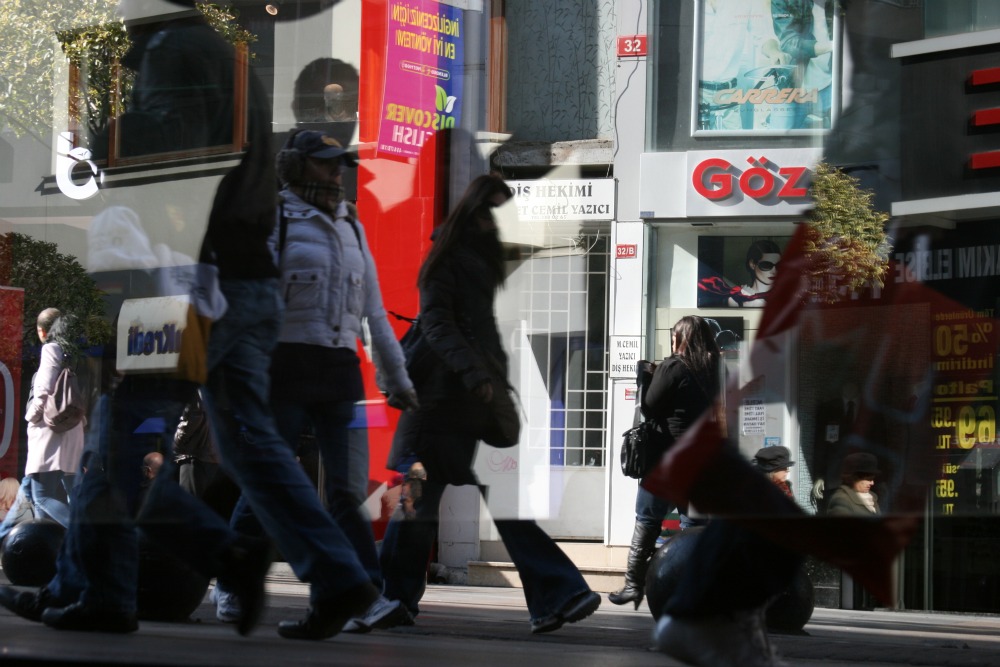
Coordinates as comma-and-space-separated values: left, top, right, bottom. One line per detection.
388, 388, 420, 412
811, 478, 825, 502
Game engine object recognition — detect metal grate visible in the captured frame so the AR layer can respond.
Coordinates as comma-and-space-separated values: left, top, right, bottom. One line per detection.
520, 234, 610, 468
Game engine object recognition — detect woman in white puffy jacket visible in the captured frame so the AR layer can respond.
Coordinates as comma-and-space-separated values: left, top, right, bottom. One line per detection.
215, 130, 416, 630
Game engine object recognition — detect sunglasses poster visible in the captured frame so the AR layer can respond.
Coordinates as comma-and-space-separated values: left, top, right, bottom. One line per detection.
694, 0, 839, 135
697, 235, 790, 308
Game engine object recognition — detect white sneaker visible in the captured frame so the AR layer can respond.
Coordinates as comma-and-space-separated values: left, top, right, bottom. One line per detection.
342, 595, 412, 634
210, 585, 242, 624
653, 609, 785, 667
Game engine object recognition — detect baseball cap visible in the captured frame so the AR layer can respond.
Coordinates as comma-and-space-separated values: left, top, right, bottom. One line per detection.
284, 130, 358, 167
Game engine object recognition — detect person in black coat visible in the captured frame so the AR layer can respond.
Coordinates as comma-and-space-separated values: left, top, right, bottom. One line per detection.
608, 316, 720, 609
380, 174, 601, 634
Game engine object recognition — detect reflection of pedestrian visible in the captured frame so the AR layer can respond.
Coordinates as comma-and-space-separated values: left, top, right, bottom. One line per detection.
23, 309, 83, 529
0, 0, 381, 639
380, 174, 601, 634
290, 58, 359, 153
811, 381, 859, 512
216, 129, 418, 632
173, 394, 219, 498
728, 239, 781, 307
771, 0, 835, 129
827, 453, 880, 516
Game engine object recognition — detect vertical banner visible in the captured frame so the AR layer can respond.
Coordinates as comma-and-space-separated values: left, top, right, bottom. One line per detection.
928, 305, 998, 516
0, 287, 24, 479
694, 0, 838, 134
378, 0, 464, 158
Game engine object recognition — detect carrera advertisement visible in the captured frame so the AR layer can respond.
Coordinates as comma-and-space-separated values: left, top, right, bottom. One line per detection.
694, 0, 839, 135
377, 0, 465, 158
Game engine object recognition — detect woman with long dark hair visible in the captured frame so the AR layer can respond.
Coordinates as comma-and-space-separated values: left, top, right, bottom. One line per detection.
379, 173, 601, 634
609, 315, 721, 608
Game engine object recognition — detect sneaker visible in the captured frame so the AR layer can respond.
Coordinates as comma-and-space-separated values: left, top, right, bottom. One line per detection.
653, 609, 785, 667
342, 595, 412, 634
530, 590, 601, 634
210, 585, 242, 624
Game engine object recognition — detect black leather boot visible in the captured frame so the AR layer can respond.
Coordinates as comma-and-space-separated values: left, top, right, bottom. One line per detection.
608, 521, 660, 609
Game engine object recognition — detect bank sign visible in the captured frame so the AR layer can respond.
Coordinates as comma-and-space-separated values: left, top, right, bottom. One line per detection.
377, 0, 464, 158
508, 179, 616, 222
639, 148, 822, 218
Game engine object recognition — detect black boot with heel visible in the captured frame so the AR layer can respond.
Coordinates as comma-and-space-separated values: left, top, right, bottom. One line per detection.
608, 522, 660, 609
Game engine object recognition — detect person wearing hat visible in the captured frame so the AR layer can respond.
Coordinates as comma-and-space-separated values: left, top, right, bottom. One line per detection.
212, 129, 419, 633
753, 445, 795, 499
827, 453, 880, 516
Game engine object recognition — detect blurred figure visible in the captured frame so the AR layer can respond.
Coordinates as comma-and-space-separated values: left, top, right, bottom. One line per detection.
0, 478, 20, 520
611, 315, 727, 611
753, 446, 795, 499
827, 453, 881, 516
0, 477, 34, 536
812, 381, 861, 512
380, 174, 601, 634
141, 452, 163, 482
214, 129, 417, 632
652, 332, 802, 666
173, 394, 220, 498
23, 309, 84, 529
0, 0, 380, 639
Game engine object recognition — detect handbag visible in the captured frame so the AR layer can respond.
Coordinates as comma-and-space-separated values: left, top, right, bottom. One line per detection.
396, 315, 437, 385
620, 420, 667, 480
480, 379, 521, 448
620, 359, 668, 479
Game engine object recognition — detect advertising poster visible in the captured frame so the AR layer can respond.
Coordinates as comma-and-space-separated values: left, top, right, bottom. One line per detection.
697, 235, 791, 308
694, 0, 838, 134
377, 0, 465, 158
0, 287, 24, 480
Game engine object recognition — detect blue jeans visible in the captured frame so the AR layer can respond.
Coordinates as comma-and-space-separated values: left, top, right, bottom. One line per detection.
28, 471, 74, 528
69, 375, 201, 613
661, 519, 802, 617
636, 485, 704, 531
380, 436, 590, 622
199, 279, 369, 603
228, 398, 382, 588
0, 477, 33, 540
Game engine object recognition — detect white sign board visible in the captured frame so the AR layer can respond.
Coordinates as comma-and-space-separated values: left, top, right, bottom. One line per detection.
117, 296, 190, 375
609, 335, 642, 380
639, 148, 822, 219
509, 179, 616, 222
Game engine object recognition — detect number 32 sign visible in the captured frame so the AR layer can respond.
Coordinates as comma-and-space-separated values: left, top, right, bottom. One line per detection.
617, 35, 647, 58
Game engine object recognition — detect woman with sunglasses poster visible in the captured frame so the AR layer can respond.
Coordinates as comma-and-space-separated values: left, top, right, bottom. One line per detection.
727, 239, 781, 307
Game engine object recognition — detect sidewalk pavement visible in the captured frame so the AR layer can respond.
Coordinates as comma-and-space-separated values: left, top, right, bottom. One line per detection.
0, 565, 998, 666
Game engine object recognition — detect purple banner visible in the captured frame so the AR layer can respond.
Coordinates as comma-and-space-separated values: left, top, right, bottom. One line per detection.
378, 0, 464, 158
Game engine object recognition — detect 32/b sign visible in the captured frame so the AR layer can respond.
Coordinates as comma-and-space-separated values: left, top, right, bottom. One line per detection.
617, 35, 647, 58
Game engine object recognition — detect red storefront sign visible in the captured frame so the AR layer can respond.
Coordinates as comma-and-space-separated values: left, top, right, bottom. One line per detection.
0, 287, 24, 480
